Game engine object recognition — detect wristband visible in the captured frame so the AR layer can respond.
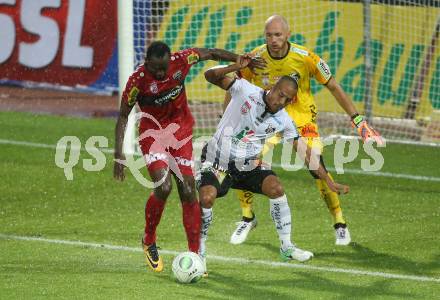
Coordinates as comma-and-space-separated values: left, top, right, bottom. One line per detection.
351, 114, 364, 127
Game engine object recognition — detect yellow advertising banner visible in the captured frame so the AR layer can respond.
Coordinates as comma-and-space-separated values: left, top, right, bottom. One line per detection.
157, 0, 440, 119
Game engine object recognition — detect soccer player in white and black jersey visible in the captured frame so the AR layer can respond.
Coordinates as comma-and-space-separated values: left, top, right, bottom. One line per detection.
198, 55, 349, 272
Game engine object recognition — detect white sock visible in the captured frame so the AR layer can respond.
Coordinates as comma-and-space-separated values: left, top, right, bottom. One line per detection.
200, 207, 213, 257
270, 195, 293, 251
201, 207, 213, 240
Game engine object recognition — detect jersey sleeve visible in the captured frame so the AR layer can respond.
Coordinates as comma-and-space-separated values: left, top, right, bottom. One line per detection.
228, 78, 253, 105
175, 48, 201, 66
305, 50, 332, 85
172, 48, 201, 78
237, 67, 254, 81
121, 70, 142, 107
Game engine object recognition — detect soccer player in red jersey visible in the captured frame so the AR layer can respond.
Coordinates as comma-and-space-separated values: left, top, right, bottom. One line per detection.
113, 41, 264, 272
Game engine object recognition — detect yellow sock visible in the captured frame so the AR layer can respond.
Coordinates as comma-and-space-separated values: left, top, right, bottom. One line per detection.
315, 173, 346, 225
236, 189, 254, 219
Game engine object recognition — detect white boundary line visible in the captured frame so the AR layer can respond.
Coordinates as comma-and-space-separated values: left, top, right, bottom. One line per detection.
1, 138, 440, 182
270, 163, 440, 182
1, 234, 439, 283
327, 134, 440, 148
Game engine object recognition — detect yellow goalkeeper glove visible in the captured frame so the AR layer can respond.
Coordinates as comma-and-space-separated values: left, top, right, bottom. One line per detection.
351, 114, 384, 145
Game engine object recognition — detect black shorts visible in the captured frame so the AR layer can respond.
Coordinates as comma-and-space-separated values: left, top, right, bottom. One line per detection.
199, 163, 276, 198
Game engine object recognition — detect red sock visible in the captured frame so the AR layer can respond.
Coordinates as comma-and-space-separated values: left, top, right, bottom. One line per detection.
181, 200, 201, 253
143, 193, 166, 245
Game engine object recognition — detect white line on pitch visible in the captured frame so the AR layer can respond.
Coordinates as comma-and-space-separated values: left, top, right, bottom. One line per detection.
1, 234, 439, 283
1, 138, 440, 182
270, 163, 440, 182
0, 139, 113, 154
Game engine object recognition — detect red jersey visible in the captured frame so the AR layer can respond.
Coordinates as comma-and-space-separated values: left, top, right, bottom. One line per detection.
122, 48, 201, 138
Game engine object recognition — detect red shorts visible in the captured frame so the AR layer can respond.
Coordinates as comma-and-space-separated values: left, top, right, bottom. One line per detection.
138, 130, 194, 176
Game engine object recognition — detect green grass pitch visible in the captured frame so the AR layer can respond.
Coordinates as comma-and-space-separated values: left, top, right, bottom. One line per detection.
0, 111, 439, 299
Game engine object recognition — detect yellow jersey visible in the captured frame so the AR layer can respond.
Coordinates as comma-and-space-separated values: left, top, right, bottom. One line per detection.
240, 42, 332, 133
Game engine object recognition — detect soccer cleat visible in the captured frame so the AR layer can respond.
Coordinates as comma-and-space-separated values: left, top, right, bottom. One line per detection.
335, 223, 351, 246
142, 240, 163, 272
280, 246, 314, 262
229, 218, 257, 245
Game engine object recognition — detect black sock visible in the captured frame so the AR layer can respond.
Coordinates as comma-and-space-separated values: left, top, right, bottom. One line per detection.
334, 223, 347, 229
242, 212, 255, 223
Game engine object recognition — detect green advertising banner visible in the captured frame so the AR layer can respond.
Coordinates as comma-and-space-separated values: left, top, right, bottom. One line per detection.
156, 1, 440, 119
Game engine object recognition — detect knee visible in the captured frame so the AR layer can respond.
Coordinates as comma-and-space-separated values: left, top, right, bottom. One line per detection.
266, 184, 284, 199
262, 176, 284, 198
200, 190, 217, 209
154, 179, 172, 200
179, 181, 197, 202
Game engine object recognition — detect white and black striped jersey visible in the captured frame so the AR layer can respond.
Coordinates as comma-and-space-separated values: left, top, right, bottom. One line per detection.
205, 78, 299, 168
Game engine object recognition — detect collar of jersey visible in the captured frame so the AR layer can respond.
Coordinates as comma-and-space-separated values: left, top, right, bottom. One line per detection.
261, 90, 274, 117
266, 42, 291, 60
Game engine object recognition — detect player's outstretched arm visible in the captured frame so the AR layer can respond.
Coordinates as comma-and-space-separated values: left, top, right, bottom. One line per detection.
325, 77, 358, 117
204, 55, 252, 90
326, 77, 383, 145
292, 138, 349, 195
195, 48, 266, 70
113, 100, 134, 181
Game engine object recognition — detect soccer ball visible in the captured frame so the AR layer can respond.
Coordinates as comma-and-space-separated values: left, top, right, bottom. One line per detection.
171, 251, 205, 284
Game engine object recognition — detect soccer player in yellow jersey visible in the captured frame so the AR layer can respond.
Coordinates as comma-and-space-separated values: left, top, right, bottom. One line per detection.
226, 15, 383, 246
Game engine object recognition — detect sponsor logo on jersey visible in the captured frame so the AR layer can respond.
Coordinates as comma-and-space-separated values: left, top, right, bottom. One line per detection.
172, 70, 182, 81
187, 52, 200, 65
137, 85, 185, 106
291, 47, 309, 56
265, 123, 276, 134
240, 101, 252, 115
128, 87, 140, 106
317, 59, 331, 81
152, 84, 184, 106
150, 82, 158, 94
234, 127, 254, 143
145, 153, 168, 165
241, 132, 254, 143
175, 157, 194, 167
145, 154, 193, 168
